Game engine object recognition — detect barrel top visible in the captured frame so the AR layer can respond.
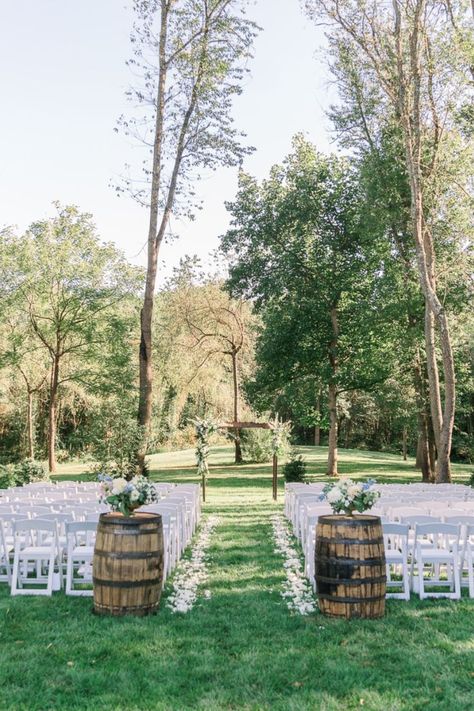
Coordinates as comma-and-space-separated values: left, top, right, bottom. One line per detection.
317, 514, 381, 526
99, 512, 162, 526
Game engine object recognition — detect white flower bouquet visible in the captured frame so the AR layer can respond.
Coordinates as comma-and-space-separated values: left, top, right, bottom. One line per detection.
321, 478, 380, 515
98, 473, 158, 516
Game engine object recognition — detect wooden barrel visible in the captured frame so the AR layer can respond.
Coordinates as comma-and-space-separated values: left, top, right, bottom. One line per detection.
93, 512, 163, 616
315, 514, 386, 619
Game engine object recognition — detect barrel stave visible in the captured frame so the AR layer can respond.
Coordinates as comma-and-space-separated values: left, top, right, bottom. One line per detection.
93, 513, 163, 616
315, 514, 386, 619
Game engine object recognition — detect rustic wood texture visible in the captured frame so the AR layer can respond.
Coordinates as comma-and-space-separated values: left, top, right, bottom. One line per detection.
315, 514, 386, 619
93, 512, 164, 617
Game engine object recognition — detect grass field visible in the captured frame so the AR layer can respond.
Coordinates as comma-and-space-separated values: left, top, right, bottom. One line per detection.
0, 447, 473, 711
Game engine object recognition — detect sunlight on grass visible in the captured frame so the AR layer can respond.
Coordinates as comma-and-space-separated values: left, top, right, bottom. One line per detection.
2, 446, 473, 710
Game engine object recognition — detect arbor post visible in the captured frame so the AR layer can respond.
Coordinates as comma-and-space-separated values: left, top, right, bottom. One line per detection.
272, 454, 278, 501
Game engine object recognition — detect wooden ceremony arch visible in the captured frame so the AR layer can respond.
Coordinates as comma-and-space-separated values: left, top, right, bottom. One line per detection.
216, 421, 279, 501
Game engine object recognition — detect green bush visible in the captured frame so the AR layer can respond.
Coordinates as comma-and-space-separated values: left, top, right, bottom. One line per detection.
469, 472, 474, 488
240, 429, 273, 463
13, 459, 50, 486
0, 464, 16, 489
283, 453, 307, 483
89, 405, 146, 479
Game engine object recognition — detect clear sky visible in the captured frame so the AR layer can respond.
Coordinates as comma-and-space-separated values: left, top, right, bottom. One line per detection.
0, 0, 337, 278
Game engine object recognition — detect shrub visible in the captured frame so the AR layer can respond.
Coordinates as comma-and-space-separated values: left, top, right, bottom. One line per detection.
469, 473, 474, 488
0, 464, 16, 489
283, 453, 307, 483
240, 428, 273, 463
13, 459, 50, 486
89, 406, 146, 479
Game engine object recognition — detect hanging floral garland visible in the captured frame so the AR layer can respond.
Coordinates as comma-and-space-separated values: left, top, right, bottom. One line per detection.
270, 415, 292, 457
190, 417, 219, 500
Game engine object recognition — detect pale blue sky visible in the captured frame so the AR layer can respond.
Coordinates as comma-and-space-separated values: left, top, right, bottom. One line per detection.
0, 0, 337, 277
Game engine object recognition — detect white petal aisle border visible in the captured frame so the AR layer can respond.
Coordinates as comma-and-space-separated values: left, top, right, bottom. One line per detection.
271, 514, 317, 616
166, 515, 220, 614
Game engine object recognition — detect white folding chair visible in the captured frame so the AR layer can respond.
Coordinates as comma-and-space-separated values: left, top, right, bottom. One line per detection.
383, 523, 410, 600
11, 519, 63, 596
412, 523, 461, 600
65, 521, 96, 596
0, 520, 12, 584
462, 524, 474, 597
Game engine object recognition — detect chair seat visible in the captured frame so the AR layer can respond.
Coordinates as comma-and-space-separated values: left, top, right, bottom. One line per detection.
418, 550, 456, 561
71, 546, 94, 558
19, 546, 58, 558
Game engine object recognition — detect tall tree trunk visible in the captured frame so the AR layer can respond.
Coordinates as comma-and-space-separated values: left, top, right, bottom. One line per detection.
48, 357, 59, 473
327, 383, 338, 476
394, 0, 455, 482
327, 305, 339, 476
314, 388, 321, 446
402, 427, 408, 461
137, 3, 170, 472
231, 348, 243, 464
26, 389, 34, 459
413, 350, 434, 481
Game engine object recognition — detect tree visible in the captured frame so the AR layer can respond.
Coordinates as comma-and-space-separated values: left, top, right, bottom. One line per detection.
0, 320, 48, 459
305, 0, 474, 481
221, 137, 393, 475
0, 206, 143, 472
160, 259, 257, 462
118, 0, 258, 469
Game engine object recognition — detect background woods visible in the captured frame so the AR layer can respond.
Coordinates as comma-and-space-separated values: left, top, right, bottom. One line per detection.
0, 1, 472, 480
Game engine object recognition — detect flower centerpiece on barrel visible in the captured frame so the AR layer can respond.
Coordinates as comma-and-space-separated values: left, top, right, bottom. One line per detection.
321, 478, 380, 516
315, 478, 386, 620
93, 474, 163, 617
98, 474, 158, 516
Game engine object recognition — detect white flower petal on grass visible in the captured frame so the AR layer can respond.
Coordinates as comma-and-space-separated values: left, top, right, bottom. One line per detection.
270, 514, 316, 617
166, 515, 219, 614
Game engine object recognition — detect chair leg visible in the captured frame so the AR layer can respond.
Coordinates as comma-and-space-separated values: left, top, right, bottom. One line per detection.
10, 549, 20, 596
453, 560, 461, 600
468, 551, 474, 598
65, 551, 73, 595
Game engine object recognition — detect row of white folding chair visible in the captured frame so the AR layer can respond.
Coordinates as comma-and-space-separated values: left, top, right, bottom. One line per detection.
299, 508, 474, 598
7, 518, 97, 596
383, 520, 474, 600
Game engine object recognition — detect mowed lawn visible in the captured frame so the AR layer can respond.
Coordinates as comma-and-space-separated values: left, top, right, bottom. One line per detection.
0, 447, 473, 711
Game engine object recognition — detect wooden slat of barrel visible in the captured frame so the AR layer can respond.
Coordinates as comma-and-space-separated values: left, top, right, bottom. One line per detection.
315, 514, 386, 619
93, 512, 163, 616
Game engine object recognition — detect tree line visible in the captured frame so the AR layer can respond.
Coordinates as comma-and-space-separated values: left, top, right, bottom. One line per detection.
0, 0, 472, 481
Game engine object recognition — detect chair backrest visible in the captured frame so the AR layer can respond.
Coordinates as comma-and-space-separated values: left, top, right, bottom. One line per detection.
415, 522, 460, 547
18, 506, 51, 517
65, 520, 97, 546
444, 513, 474, 523
401, 515, 441, 527
13, 518, 58, 534
389, 507, 426, 520
383, 522, 409, 536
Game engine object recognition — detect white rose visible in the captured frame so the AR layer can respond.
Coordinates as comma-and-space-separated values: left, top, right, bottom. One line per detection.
111, 477, 127, 495
130, 488, 140, 502
347, 483, 362, 498
327, 487, 342, 504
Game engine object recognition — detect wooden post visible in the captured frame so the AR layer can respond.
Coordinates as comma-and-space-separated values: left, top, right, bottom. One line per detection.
202, 468, 206, 503
272, 454, 278, 501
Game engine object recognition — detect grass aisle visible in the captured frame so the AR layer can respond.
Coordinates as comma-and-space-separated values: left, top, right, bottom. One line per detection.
0, 447, 473, 710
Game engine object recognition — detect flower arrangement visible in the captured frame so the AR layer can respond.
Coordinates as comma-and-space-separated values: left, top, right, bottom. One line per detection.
321, 478, 380, 515
98, 474, 158, 516
270, 415, 292, 458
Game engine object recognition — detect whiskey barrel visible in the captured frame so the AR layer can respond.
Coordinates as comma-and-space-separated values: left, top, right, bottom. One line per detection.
93, 512, 163, 616
315, 514, 386, 619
